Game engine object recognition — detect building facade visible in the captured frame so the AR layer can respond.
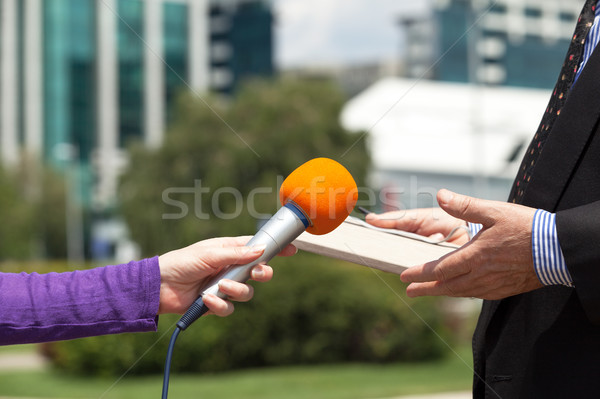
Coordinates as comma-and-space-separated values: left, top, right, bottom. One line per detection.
401, 0, 582, 88
347, 0, 584, 211
0, 0, 273, 208
341, 78, 551, 205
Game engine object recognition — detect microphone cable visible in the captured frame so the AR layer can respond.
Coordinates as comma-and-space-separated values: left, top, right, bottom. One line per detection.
161, 326, 180, 399
161, 299, 211, 399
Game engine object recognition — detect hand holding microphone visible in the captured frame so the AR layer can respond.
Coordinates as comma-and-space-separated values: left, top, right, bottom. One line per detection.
157, 236, 296, 317
162, 158, 357, 399
176, 157, 358, 330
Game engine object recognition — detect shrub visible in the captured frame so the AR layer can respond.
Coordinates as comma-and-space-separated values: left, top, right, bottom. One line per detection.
48, 253, 449, 376
119, 79, 370, 256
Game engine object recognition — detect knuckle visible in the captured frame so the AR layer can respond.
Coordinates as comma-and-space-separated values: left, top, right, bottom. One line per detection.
442, 281, 457, 297
236, 246, 250, 258
244, 285, 255, 301
458, 196, 474, 216
463, 246, 487, 271
434, 265, 447, 282
230, 284, 244, 297
219, 302, 234, 317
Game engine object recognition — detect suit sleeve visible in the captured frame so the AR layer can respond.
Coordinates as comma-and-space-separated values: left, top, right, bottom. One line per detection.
556, 200, 600, 324
0, 257, 161, 345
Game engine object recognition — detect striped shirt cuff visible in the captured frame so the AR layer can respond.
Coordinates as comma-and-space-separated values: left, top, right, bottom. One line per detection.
532, 209, 574, 287
468, 222, 483, 239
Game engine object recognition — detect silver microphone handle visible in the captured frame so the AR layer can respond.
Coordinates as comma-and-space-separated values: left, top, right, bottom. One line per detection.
200, 205, 307, 298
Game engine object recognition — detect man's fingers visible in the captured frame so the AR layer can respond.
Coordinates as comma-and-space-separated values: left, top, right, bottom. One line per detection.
428, 233, 445, 241
400, 249, 472, 283
365, 210, 422, 232
406, 272, 479, 297
437, 189, 496, 226
406, 277, 519, 300
406, 281, 454, 297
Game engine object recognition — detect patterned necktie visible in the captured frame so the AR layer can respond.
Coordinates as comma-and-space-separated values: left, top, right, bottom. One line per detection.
509, 0, 597, 203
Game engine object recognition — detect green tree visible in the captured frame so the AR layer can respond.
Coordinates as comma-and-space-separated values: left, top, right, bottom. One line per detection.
120, 79, 370, 255
0, 160, 68, 261
48, 79, 451, 375
36, 168, 67, 259
0, 166, 36, 259
49, 256, 449, 376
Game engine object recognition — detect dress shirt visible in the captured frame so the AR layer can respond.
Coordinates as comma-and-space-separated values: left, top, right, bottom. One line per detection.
465, 0, 600, 288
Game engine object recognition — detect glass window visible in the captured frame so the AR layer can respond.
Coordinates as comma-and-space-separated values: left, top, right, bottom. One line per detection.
118, 0, 144, 147
164, 2, 188, 124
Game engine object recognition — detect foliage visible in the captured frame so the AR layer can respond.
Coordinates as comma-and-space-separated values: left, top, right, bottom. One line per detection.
0, 160, 68, 261
0, 165, 37, 260
48, 254, 450, 376
46, 78, 448, 378
119, 78, 370, 256
0, 260, 89, 274
36, 168, 68, 259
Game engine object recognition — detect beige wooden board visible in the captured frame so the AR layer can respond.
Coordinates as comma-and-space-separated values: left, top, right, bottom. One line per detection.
293, 217, 459, 275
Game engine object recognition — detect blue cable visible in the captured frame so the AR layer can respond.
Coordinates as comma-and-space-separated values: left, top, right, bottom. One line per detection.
162, 297, 210, 398
161, 326, 181, 399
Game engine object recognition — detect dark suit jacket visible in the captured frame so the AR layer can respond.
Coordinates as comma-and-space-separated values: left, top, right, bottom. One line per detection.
472, 47, 600, 397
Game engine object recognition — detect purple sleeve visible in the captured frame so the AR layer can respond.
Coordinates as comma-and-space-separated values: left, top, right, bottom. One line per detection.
0, 257, 161, 345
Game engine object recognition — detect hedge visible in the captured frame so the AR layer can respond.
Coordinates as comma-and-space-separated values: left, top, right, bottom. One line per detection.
46, 253, 450, 376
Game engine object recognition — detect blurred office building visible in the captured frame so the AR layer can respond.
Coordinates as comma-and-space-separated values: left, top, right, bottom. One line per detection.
1, 0, 273, 201
341, 77, 550, 206
0, 0, 273, 259
344, 0, 583, 209
403, 0, 582, 88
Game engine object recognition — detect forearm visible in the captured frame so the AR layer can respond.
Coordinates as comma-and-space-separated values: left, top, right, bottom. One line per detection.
0, 257, 161, 345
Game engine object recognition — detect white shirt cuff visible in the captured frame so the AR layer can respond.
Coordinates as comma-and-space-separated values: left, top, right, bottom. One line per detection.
532, 209, 574, 287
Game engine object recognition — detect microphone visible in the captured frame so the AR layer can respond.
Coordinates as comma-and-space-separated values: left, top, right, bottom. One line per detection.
176, 157, 358, 330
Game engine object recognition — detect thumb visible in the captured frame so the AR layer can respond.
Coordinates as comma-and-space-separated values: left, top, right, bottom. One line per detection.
437, 189, 494, 226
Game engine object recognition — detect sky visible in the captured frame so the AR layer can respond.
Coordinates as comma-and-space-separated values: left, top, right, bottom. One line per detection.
273, 0, 430, 68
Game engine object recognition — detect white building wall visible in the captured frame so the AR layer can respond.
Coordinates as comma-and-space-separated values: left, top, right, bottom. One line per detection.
96, 0, 120, 207
479, 0, 581, 43
24, 0, 44, 159
188, 0, 210, 92
144, 0, 165, 149
341, 78, 551, 202
0, 0, 20, 167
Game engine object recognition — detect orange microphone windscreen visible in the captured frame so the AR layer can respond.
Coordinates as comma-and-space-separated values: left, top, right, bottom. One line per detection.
279, 158, 358, 235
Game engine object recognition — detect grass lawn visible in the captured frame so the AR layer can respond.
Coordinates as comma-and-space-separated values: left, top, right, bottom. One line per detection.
0, 347, 473, 399
0, 343, 39, 354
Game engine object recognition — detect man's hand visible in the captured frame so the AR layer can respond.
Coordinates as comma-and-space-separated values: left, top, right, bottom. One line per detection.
366, 204, 470, 246
158, 236, 296, 316
367, 189, 543, 300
